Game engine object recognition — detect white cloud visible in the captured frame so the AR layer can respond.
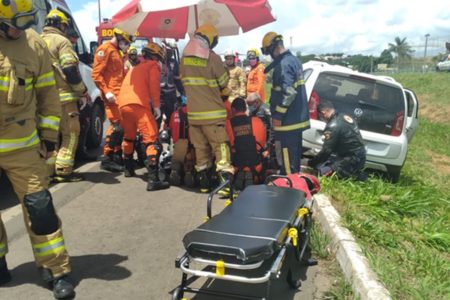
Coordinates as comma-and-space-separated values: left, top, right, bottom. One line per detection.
69, 0, 450, 57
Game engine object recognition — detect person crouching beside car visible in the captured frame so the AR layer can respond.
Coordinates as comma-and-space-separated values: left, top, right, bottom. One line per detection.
307, 101, 367, 181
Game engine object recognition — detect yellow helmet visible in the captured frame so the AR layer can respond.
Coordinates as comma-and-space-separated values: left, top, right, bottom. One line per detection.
261, 31, 283, 55
142, 42, 166, 62
46, 9, 69, 26
247, 48, 260, 59
195, 23, 218, 49
128, 46, 138, 55
0, 0, 37, 30
113, 27, 134, 44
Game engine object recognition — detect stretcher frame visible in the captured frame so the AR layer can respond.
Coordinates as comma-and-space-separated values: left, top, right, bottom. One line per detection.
172, 175, 317, 300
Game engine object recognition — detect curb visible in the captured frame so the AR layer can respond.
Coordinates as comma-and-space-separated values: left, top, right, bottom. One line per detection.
313, 193, 391, 300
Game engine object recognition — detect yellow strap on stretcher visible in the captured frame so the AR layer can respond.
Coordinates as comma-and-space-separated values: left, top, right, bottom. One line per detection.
216, 260, 225, 276
204, 216, 210, 223
224, 199, 232, 207
297, 207, 309, 218
288, 228, 298, 247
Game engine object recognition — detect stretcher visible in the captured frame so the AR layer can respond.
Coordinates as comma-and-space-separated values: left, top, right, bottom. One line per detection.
172, 175, 318, 300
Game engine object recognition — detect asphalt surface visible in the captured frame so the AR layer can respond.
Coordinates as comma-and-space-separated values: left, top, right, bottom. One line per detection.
0, 161, 334, 300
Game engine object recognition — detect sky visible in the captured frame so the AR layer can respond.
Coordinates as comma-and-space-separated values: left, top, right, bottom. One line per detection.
66, 0, 450, 57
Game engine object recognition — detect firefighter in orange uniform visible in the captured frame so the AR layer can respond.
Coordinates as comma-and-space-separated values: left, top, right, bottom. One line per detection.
118, 42, 170, 191
246, 48, 266, 102
92, 27, 134, 172
180, 24, 233, 193
225, 98, 267, 190
0, 1, 74, 298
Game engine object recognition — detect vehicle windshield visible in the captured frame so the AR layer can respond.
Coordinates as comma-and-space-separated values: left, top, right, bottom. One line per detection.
313, 73, 405, 135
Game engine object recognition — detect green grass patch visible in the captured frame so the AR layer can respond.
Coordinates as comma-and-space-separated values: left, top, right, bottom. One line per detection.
319, 72, 450, 299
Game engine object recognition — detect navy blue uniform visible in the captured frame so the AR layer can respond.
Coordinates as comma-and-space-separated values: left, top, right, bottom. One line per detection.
267, 50, 310, 174
309, 112, 366, 179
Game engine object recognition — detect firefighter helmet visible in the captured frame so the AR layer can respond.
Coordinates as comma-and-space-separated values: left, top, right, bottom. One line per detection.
261, 31, 283, 55
0, 0, 37, 30
224, 49, 236, 58
45, 9, 69, 26
113, 27, 134, 44
142, 42, 166, 62
246, 48, 260, 59
128, 46, 138, 55
194, 23, 218, 49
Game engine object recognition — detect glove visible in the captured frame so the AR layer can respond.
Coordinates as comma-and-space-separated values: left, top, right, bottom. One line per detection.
153, 107, 161, 120
40, 140, 56, 160
105, 92, 116, 104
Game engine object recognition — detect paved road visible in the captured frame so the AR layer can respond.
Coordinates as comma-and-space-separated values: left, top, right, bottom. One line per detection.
0, 162, 333, 299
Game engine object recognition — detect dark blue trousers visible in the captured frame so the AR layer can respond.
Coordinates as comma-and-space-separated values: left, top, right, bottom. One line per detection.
277, 130, 303, 175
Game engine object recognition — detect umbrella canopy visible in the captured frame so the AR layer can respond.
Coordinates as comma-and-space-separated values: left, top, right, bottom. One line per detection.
112, 0, 276, 39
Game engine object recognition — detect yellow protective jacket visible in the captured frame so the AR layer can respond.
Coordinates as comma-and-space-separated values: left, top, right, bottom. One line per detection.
41, 26, 86, 103
181, 50, 229, 125
226, 65, 246, 102
0, 29, 61, 155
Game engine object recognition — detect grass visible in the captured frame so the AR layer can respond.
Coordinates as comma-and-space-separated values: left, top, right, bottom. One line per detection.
318, 72, 450, 299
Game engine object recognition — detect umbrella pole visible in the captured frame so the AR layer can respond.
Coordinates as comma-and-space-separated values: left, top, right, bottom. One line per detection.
194, 5, 199, 29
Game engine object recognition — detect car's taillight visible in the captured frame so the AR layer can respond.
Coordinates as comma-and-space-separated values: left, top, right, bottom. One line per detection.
391, 110, 405, 136
309, 90, 320, 119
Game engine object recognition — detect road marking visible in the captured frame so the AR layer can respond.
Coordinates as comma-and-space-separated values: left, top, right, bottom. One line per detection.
1, 161, 99, 224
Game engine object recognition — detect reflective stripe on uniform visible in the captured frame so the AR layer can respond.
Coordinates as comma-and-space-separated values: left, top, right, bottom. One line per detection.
275, 105, 287, 113
272, 79, 305, 92
59, 53, 76, 66
35, 71, 56, 88
0, 242, 7, 257
188, 110, 227, 121
0, 130, 40, 153
39, 115, 60, 131
217, 72, 229, 87
182, 76, 219, 88
32, 236, 65, 257
0, 76, 33, 91
59, 92, 78, 102
282, 147, 291, 175
0, 76, 9, 91
183, 57, 207, 67
273, 120, 310, 132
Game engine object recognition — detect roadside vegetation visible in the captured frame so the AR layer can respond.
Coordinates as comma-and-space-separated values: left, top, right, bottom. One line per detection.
320, 72, 450, 299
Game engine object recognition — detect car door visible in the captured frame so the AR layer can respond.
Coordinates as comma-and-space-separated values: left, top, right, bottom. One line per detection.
404, 89, 419, 142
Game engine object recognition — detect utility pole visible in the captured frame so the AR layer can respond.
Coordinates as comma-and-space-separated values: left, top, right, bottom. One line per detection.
424, 33, 430, 58
98, 0, 102, 25
290, 36, 293, 48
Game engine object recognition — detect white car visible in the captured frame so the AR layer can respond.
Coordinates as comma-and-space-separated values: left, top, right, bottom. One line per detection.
302, 61, 419, 182
436, 55, 450, 72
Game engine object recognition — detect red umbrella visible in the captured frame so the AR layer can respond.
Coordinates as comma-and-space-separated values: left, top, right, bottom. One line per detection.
112, 0, 276, 39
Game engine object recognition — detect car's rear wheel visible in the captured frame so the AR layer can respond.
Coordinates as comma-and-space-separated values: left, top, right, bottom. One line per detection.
86, 102, 104, 149
386, 165, 401, 183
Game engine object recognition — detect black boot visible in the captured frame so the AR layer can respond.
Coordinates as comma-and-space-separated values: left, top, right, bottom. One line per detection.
52, 276, 75, 299
100, 154, 124, 172
112, 150, 124, 166
0, 256, 11, 285
147, 165, 170, 191
123, 156, 135, 177
197, 169, 210, 193
169, 161, 182, 186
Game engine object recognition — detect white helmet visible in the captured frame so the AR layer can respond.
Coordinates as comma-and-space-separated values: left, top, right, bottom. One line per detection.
224, 49, 235, 58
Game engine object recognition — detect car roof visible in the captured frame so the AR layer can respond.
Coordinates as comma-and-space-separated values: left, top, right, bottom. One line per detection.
303, 60, 403, 89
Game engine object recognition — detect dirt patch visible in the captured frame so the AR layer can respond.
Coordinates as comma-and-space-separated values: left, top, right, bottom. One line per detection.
427, 150, 450, 175
418, 94, 450, 124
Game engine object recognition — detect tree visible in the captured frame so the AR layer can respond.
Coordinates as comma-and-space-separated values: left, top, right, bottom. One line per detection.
377, 49, 394, 66
388, 37, 414, 68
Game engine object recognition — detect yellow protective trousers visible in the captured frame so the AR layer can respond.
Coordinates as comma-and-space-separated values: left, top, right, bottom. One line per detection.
55, 101, 80, 176
0, 148, 70, 278
189, 122, 233, 173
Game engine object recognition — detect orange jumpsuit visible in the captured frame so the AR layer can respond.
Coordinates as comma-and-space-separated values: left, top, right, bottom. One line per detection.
226, 112, 267, 173
118, 60, 161, 159
92, 41, 125, 155
246, 62, 266, 102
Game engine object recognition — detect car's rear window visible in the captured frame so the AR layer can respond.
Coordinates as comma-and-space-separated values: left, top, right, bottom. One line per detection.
313, 72, 405, 135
